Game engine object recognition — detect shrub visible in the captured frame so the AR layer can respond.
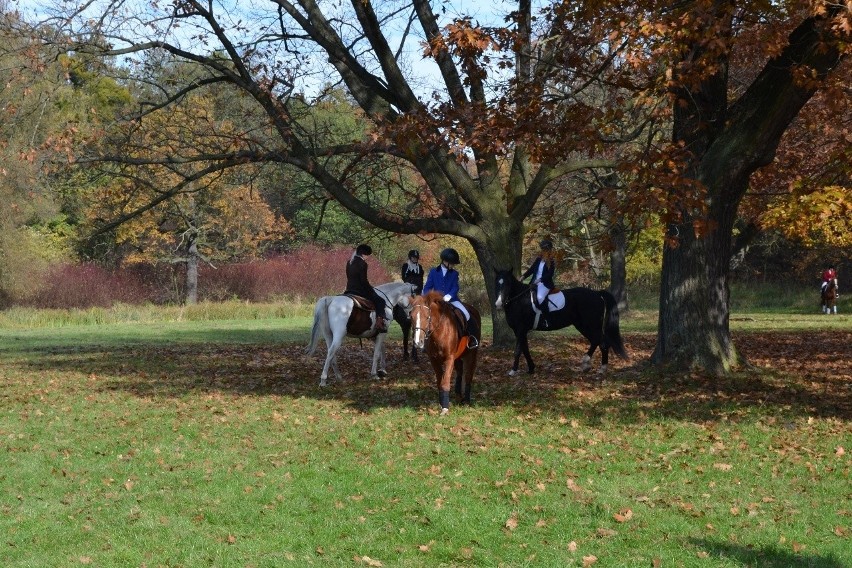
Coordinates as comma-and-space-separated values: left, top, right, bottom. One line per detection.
26, 263, 160, 309
199, 245, 393, 302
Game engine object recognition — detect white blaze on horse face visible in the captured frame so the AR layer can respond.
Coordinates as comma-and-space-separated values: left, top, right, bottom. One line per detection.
413, 308, 424, 348
494, 278, 504, 309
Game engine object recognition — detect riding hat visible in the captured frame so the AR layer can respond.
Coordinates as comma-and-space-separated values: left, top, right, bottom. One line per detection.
539, 239, 553, 251
408, 249, 420, 259
356, 244, 372, 256
439, 248, 460, 264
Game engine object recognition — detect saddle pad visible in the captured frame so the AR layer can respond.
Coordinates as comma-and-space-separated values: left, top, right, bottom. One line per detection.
532, 290, 566, 313
345, 294, 374, 311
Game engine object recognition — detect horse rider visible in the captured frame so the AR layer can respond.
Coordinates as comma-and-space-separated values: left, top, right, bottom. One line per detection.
821, 264, 838, 295
522, 239, 556, 322
345, 244, 388, 332
401, 249, 424, 294
423, 247, 480, 349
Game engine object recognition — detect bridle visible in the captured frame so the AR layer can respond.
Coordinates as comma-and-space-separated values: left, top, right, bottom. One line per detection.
411, 302, 433, 342
497, 278, 529, 307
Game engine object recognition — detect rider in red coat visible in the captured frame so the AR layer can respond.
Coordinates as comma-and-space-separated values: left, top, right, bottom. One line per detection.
821, 264, 838, 293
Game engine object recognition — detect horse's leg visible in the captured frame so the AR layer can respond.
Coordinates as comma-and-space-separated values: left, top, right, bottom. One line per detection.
598, 345, 609, 376
521, 333, 535, 374
508, 338, 523, 376
325, 326, 347, 385
462, 353, 476, 404
509, 332, 534, 376
318, 313, 336, 387
371, 334, 387, 379
454, 361, 463, 398
580, 344, 596, 372
439, 359, 454, 415
401, 318, 410, 361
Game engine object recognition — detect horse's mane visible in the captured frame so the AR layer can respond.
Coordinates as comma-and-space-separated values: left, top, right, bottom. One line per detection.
376, 281, 412, 293
422, 291, 445, 304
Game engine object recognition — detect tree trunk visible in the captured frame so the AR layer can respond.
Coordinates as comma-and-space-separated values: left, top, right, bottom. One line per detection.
471, 219, 524, 348
609, 218, 628, 312
652, 214, 740, 374
652, 13, 843, 375
186, 237, 198, 305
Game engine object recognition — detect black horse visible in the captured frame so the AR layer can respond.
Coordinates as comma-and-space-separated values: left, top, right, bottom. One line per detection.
494, 269, 628, 375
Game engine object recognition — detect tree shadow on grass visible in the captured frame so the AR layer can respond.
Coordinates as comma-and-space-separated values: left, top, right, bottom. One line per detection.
7, 330, 851, 422
688, 537, 848, 567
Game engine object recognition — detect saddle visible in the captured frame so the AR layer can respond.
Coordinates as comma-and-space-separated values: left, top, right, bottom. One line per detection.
449, 305, 471, 358
344, 294, 377, 336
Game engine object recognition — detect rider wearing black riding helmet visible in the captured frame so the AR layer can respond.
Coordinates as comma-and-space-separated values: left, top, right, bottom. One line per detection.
345, 243, 388, 332
401, 249, 424, 294
522, 238, 557, 325
423, 247, 479, 349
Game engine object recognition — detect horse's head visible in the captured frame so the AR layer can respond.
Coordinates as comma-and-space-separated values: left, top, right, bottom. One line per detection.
410, 294, 432, 349
494, 269, 515, 310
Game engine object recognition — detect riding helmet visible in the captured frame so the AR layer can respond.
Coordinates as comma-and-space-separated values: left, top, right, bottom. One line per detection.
356, 244, 372, 256
539, 239, 553, 251
408, 249, 420, 259
439, 248, 460, 264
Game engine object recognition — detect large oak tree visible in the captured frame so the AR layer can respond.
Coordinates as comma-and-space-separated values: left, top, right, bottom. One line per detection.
35, 0, 850, 372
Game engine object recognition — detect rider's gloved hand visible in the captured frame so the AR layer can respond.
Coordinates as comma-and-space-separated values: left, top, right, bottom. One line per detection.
443, 294, 452, 302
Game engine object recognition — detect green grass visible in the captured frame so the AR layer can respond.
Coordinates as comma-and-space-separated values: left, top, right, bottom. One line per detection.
1, 302, 850, 567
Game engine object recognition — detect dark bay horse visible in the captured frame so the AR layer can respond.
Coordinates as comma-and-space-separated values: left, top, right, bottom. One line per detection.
822, 279, 838, 314
393, 304, 419, 362
494, 269, 628, 375
411, 292, 481, 415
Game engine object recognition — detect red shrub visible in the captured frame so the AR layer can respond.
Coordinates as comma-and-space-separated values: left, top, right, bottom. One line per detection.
27, 263, 168, 309
19, 246, 395, 308
199, 245, 392, 301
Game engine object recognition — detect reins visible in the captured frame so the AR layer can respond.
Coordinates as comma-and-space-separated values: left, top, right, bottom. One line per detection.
502, 284, 530, 306
411, 303, 433, 341
413, 300, 469, 359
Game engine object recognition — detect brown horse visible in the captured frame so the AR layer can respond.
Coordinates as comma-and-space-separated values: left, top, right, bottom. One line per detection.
822, 279, 838, 314
411, 292, 481, 415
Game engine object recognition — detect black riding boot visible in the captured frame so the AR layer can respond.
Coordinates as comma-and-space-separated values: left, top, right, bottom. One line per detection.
539, 298, 550, 327
466, 318, 480, 349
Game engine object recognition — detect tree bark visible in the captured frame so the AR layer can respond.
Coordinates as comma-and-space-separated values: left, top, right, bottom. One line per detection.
186, 236, 198, 305
653, 14, 844, 374
609, 218, 628, 312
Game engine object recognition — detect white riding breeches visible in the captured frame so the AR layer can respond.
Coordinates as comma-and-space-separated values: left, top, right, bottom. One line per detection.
450, 300, 470, 320
534, 282, 549, 305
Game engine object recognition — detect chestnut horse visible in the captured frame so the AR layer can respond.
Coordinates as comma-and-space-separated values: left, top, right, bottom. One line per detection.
822, 279, 838, 314
411, 292, 481, 415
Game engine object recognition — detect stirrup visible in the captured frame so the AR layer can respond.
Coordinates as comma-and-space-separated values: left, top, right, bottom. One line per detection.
467, 336, 479, 349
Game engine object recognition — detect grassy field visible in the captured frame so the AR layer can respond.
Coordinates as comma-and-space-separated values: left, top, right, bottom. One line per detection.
1, 300, 850, 567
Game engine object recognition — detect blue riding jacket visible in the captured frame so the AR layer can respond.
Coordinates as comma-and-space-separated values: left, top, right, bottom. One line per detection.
423, 265, 460, 302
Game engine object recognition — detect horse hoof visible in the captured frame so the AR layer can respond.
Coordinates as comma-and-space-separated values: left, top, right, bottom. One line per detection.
319, 380, 328, 387
508, 369, 518, 376
440, 407, 450, 416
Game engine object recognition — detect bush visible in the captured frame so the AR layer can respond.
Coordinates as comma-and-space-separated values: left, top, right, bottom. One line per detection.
13, 246, 396, 309
199, 245, 392, 302
26, 263, 168, 309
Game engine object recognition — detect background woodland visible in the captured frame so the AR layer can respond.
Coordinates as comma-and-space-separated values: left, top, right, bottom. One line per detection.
0, 1, 849, 361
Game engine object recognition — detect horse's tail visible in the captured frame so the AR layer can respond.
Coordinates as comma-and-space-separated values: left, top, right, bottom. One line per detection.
305, 297, 329, 356
600, 291, 628, 360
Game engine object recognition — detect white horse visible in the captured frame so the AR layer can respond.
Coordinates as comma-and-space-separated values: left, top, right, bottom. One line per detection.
306, 282, 416, 386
